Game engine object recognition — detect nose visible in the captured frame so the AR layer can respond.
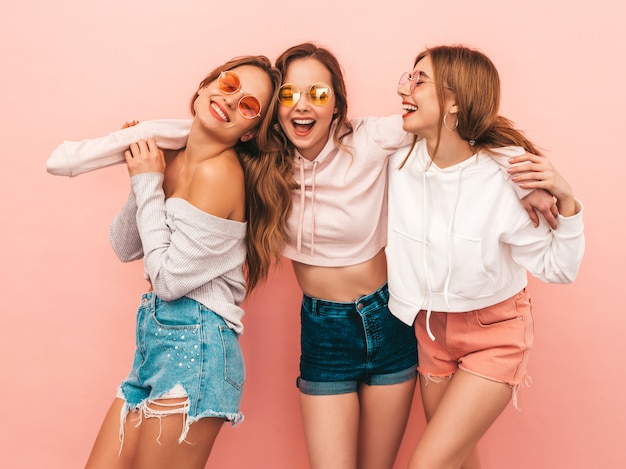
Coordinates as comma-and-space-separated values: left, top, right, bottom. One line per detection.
397, 82, 410, 97
292, 92, 311, 110
222, 93, 239, 110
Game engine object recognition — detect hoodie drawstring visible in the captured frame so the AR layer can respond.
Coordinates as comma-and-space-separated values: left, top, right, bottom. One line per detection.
422, 164, 465, 341
295, 157, 318, 257
422, 170, 436, 341
443, 166, 464, 308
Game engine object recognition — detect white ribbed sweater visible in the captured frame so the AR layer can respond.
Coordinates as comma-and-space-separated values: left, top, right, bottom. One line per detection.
111, 173, 247, 335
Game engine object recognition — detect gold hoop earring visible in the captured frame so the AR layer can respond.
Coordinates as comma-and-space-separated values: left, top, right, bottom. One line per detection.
443, 112, 458, 132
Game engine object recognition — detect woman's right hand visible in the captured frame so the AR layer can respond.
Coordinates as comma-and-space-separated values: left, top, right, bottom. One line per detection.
124, 138, 166, 177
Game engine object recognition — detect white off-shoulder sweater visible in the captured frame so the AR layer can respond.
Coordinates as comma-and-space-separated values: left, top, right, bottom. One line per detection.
111, 172, 247, 335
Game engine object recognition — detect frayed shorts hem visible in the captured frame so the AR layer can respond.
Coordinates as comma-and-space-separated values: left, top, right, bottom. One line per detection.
418, 366, 532, 411
115, 394, 244, 451
116, 391, 244, 427
297, 365, 417, 396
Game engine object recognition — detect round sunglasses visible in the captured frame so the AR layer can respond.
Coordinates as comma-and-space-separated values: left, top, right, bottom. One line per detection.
217, 71, 262, 119
398, 71, 434, 93
277, 82, 333, 107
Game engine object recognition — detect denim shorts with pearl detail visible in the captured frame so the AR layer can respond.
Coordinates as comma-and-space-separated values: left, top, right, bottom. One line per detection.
117, 292, 244, 442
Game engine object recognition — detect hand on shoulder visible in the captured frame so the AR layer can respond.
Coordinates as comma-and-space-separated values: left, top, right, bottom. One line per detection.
124, 138, 166, 176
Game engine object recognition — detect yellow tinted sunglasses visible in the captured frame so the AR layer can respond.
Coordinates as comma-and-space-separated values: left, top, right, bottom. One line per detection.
277, 82, 333, 107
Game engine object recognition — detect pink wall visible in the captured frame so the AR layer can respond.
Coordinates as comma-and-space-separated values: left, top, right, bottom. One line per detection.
1, 1, 624, 467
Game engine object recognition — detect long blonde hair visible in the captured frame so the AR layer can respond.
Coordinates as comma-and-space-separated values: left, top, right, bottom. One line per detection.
192, 55, 294, 292
403, 45, 541, 163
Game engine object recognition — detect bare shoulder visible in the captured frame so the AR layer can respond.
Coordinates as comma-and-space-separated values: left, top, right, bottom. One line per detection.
187, 149, 245, 220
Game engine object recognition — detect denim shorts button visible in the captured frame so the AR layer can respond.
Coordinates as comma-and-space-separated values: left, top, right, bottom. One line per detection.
357, 303, 364, 311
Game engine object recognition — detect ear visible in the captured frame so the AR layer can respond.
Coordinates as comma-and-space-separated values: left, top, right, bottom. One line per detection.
448, 103, 459, 115
240, 130, 256, 142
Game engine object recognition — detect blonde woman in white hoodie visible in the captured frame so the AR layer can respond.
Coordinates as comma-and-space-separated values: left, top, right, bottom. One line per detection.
387, 45, 585, 469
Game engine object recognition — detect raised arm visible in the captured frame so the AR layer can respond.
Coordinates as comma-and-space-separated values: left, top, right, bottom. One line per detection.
46, 119, 191, 177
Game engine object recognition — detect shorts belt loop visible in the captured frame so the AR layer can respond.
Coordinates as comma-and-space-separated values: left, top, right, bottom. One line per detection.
378, 283, 389, 303
141, 292, 155, 307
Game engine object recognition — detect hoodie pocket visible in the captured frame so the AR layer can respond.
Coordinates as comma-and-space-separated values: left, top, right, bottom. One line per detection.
391, 226, 492, 300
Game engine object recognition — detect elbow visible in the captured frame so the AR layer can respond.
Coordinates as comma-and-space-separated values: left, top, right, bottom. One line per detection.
564, 270, 581, 284
46, 142, 72, 177
150, 278, 186, 302
118, 254, 142, 263
110, 243, 143, 263
151, 288, 184, 302
549, 269, 581, 284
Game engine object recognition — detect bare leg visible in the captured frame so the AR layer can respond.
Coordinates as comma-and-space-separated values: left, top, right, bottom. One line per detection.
408, 370, 512, 469
85, 397, 224, 469
132, 398, 224, 469
417, 376, 482, 469
357, 378, 416, 469
86, 398, 139, 469
299, 392, 360, 469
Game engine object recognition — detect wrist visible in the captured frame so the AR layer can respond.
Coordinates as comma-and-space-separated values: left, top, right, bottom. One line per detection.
556, 197, 579, 217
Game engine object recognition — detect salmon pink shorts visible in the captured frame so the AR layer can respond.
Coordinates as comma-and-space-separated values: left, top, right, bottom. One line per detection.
415, 289, 534, 388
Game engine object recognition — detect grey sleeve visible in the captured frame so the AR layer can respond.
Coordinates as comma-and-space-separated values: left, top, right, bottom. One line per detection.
109, 191, 144, 262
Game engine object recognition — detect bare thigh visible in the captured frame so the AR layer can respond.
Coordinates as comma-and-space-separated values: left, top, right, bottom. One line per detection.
357, 378, 417, 469
409, 370, 512, 469
85, 397, 225, 469
299, 392, 360, 469
86, 398, 136, 469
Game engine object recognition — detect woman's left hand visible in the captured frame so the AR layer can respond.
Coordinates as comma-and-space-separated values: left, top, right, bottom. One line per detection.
124, 138, 166, 176
508, 153, 578, 218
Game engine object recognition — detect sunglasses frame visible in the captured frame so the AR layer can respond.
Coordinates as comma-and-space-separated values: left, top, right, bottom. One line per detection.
217, 71, 262, 119
399, 71, 436, 93
277, 82, 333, 107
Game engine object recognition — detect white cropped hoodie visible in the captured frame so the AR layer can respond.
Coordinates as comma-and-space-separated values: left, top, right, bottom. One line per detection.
282, 115, 411, 266
386, 141, 585, 339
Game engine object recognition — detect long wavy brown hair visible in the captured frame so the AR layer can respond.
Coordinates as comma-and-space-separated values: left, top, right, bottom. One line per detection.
403, 45, 541, 163
191, 55, 294, 292
274, 42, 354, 155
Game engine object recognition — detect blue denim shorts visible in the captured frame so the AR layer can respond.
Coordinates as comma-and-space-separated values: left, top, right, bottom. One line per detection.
297, 284, 418, 395
118, 293, 245, 433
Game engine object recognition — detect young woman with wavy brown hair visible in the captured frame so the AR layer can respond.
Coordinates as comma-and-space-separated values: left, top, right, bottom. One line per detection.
48, 54, 292, 469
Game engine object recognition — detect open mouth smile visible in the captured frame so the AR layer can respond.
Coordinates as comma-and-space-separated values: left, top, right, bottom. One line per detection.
211, 102, 230, 122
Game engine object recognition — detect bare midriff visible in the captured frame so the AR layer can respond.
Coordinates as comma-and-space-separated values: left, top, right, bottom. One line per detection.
291, 248, 388, 302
